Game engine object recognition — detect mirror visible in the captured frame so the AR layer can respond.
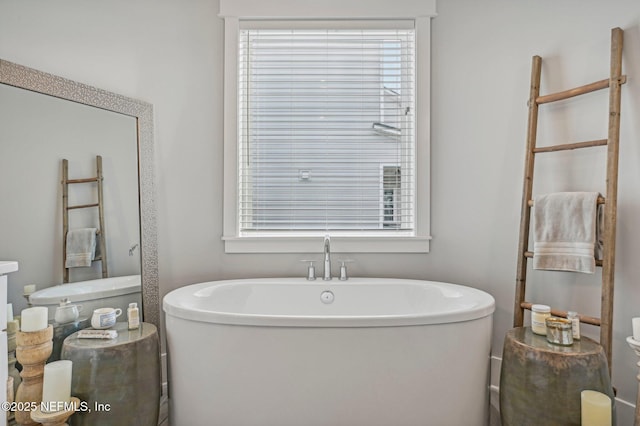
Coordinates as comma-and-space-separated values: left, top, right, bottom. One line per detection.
0, 59, 159, 330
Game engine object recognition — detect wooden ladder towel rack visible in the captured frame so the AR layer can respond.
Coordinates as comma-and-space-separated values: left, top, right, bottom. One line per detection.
513, 27, 625, 373
62, 155, 108, 283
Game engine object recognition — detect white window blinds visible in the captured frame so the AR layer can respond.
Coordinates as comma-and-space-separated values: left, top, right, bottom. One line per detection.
238, 27, 415, 235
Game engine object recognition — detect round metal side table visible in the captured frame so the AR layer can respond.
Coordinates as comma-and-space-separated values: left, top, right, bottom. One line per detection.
500, 327, 614, 426
61, 322, 160, 426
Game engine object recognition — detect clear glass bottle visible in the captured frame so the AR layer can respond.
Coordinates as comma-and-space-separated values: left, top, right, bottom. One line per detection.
531, 304, 551, 335
127, 302, 140, 330
567, 311, 580, 340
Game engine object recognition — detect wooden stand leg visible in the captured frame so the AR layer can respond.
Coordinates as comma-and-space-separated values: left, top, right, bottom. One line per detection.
15, 325, 53, 426
30, 397, 80, 426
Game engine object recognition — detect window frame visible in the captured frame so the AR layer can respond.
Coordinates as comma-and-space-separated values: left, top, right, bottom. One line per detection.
220, 1, 435, 253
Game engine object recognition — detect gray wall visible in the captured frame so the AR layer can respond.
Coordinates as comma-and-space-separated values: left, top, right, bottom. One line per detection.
2, 0, 640, 422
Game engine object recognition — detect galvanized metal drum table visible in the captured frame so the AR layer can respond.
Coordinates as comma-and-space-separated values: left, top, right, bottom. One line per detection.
500, 327, 614, 426
61, 322, 161, 426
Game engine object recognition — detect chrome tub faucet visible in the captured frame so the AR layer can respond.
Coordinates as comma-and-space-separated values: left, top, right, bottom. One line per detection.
323, 235, 332, 280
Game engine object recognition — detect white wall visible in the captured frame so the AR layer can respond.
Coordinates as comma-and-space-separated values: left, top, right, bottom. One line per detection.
2, 0, 640, 422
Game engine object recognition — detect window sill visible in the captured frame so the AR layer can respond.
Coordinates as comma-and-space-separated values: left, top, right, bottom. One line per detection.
223, 235, 431, 253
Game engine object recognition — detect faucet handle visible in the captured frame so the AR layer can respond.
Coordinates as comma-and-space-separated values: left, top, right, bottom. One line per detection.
300, 260, 317, 280
337, 259, 354, 281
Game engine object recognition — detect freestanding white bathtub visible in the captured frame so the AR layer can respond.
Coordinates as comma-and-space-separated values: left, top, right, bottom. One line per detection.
163, 278, 495, 426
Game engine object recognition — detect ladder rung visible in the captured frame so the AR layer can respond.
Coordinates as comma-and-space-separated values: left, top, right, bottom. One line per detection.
67, 203, 99, 210
524, 251, 603, 267
533, 139, 608, 154
536, 75, 626, 104
527, 196, 605, 206
520, 302, 602, 326
67, 177, 100, 184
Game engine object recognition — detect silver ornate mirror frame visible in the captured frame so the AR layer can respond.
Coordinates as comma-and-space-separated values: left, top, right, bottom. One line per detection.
0, 58, 159, 331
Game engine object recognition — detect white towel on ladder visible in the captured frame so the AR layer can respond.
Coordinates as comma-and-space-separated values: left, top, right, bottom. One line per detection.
533, 192, 601, 274
65, 228, 97, 268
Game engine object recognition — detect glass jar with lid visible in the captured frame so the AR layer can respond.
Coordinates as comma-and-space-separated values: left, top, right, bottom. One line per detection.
531, 304, 551, 335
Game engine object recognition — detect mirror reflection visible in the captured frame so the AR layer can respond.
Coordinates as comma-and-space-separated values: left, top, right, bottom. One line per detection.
0, 82, 140, 286
0, 63, 156, 329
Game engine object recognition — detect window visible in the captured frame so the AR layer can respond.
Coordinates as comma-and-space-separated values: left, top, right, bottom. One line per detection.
238, 27, 415, 234
220, 0, 434, 253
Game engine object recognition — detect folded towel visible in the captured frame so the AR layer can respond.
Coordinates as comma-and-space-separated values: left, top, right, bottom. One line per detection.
533, 192, 600, 274
65, 228, 97, 268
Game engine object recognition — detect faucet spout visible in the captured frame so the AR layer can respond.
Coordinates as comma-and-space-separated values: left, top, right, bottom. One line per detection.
323, 235, 332, 280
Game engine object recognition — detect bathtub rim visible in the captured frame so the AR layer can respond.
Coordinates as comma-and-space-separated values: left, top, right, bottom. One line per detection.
163, 277, 495, 328
29, 274, 142, 305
